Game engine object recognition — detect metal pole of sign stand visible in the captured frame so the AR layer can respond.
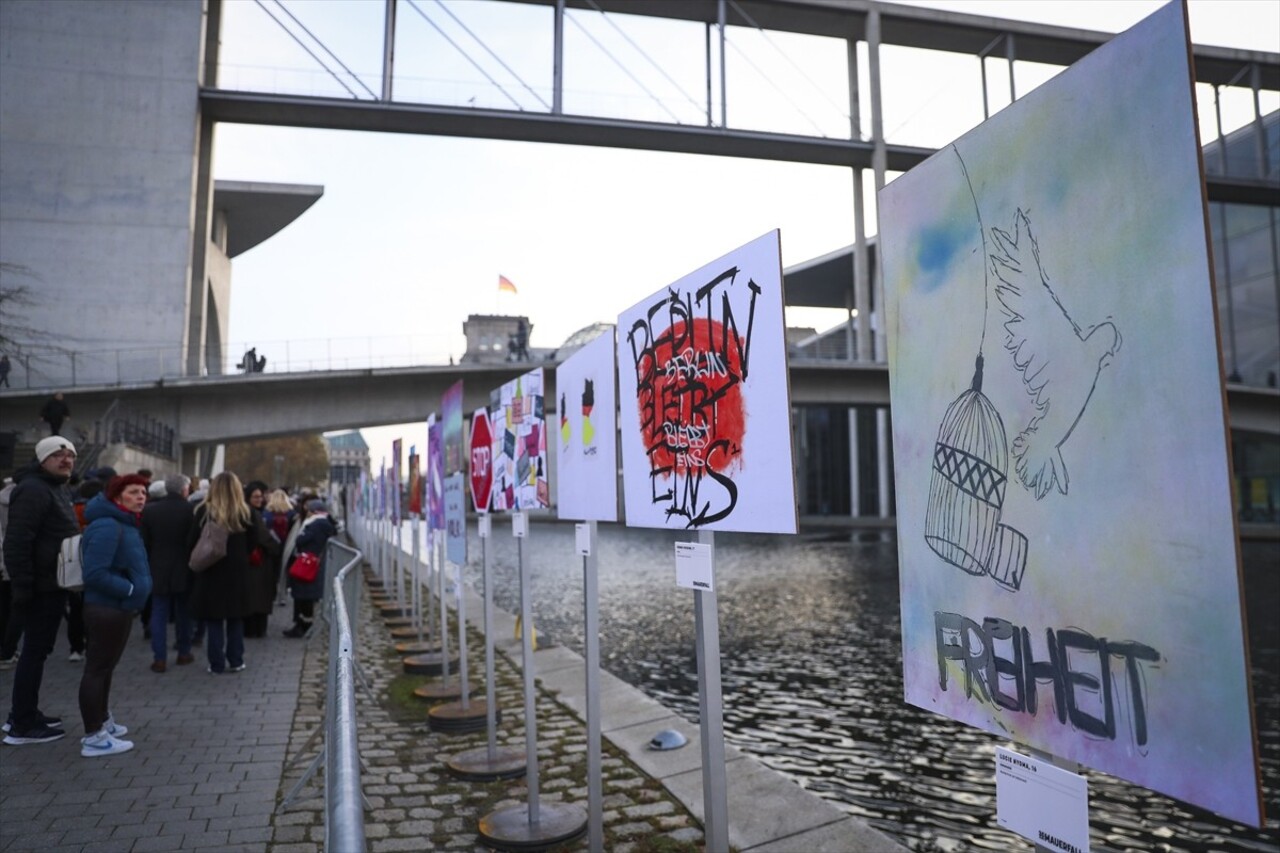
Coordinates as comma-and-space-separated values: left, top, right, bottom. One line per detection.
696, 529, 729, 853
429, 490, 486, 732
426, 525, 437, 639
380, 517, 411, 625
412, 528, 461, 698
390, 514, 430, 650
479, 512, 586, 848
411, 515, 421, 636
582, 521, 603, 851
405, 524, 454, 685
448, 513, 524, 779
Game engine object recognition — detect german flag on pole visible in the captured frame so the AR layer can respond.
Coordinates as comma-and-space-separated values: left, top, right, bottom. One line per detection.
498, 275, 518, 294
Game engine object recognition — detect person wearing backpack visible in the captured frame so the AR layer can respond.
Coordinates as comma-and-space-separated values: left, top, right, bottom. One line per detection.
77, 475, 152, 757
1, 437, 79, 745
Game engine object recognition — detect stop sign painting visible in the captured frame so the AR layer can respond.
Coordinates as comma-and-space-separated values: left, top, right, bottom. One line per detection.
469, 406, 493, 513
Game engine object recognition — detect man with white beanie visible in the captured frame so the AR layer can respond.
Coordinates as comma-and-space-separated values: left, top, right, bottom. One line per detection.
1, 436, 80, 744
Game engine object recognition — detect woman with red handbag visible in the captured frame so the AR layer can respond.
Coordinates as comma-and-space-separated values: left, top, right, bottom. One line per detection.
282, 499, 335, 638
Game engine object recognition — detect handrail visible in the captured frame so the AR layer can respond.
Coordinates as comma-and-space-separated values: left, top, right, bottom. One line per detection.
324, 538, 367, 853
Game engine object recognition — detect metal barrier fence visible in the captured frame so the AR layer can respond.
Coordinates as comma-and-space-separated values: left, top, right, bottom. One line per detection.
280, 537, 368, 852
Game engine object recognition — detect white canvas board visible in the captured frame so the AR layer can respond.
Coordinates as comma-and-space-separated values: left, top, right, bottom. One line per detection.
879, 3, 1259, 825
616, 230, 798, 533
555, 328, 619, 521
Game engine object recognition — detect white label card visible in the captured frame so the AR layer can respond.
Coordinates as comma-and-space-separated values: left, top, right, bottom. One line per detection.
995, 748, 1090, 853
512, 512, 527, 539
575, 523, 591, 556
478, 514, 490, 539
675, 542, 713, 592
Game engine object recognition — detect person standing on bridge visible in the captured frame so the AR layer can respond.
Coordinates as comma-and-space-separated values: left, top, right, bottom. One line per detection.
77, 474, 152, 756
1, 436, 79, 745
40, 392, 70, 436
187, 472, 252, 674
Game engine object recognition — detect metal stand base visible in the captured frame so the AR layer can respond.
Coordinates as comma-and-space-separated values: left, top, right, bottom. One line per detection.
447, 745, 526, 782
403, 653, 459, 676
413, 680, 468, 701
394, 639, 440, 654
428, 699, 495, 734
479, 803, 587, 851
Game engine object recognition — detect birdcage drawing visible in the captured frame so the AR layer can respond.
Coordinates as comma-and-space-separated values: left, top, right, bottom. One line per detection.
925, 357, 1008, 575
924, 355, 1029, 591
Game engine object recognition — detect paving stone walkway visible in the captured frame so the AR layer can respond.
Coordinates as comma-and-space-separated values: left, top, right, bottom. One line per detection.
271, 567, 706, 852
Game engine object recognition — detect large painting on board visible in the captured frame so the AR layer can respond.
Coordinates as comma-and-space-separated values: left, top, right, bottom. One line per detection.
879, 3, 1260, 825
443, 380, 464, 477
556, 328, 619, 522
617, 230, 797, 534
489, 367, 549, 511
427, 417, 445, 531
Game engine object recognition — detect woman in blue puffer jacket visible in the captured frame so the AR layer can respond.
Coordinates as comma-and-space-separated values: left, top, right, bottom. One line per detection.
77, 474, 153, 757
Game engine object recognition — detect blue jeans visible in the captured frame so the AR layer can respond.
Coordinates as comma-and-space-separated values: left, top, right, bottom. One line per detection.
204, 619, 244, 672
149, 594, 193, 662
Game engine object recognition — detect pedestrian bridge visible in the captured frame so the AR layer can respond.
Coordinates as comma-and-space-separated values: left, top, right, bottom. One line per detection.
0, 356, 898, 446
3, 356, 1276, 453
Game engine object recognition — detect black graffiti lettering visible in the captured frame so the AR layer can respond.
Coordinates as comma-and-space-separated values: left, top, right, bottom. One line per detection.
934, 611, 1159, 747
1059, 629, 1113, 740
630, 271, 759, 528
934, 611, 991, 703
983, 618, 1023, 712
1108, 641, 1160, 747
1021, 626, 1067, 724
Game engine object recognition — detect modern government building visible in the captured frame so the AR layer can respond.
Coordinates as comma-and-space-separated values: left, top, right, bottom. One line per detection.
1, 0, 1276, 527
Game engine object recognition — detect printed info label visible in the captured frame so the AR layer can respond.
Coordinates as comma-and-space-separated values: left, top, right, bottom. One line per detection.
675, 542, 713, 592
996, 747, 1090, 853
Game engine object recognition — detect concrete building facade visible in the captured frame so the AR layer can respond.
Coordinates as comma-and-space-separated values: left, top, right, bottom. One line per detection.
0, 1, 207, 384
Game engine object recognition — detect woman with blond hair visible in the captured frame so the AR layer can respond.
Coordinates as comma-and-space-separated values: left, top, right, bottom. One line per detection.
187, 472, 253, 674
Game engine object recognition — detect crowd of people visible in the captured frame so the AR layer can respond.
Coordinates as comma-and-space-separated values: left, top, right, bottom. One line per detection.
0, 436, 338, 757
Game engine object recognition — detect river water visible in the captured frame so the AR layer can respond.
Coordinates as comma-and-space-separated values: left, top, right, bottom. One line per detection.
404, 520, 1278, 851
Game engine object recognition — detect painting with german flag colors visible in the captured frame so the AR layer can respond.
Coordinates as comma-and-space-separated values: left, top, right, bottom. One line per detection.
555, 327, 618, 522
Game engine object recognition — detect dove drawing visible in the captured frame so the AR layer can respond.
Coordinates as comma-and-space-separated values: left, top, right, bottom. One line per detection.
989, 209, 1122, 499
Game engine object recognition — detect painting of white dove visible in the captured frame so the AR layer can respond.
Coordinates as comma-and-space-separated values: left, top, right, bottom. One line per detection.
989, 209, 1123, 499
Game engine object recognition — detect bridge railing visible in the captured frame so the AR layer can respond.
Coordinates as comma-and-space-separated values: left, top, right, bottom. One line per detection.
0, 335, 465, 391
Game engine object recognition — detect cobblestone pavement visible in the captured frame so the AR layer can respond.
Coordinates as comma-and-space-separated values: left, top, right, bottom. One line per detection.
269, 567, 706, 852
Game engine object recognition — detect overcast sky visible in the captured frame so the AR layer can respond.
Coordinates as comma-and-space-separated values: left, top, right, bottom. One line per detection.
209, 0, 1279, 469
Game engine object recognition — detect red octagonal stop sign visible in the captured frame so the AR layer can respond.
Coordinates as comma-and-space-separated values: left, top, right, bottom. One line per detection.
469, 407, 493, 513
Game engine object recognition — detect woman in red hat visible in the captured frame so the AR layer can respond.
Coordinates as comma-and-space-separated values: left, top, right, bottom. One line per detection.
78, 474, 153, 757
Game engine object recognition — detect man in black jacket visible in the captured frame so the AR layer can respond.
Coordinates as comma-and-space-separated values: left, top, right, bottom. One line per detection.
2, 436, 79, 744
40, 393, 70, 436
140, 474, 196, 672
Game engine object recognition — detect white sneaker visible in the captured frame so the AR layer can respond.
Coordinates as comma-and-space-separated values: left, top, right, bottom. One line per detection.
68, 651, 84, 663
103, 715, 128, 737
80, 729, 133, 757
